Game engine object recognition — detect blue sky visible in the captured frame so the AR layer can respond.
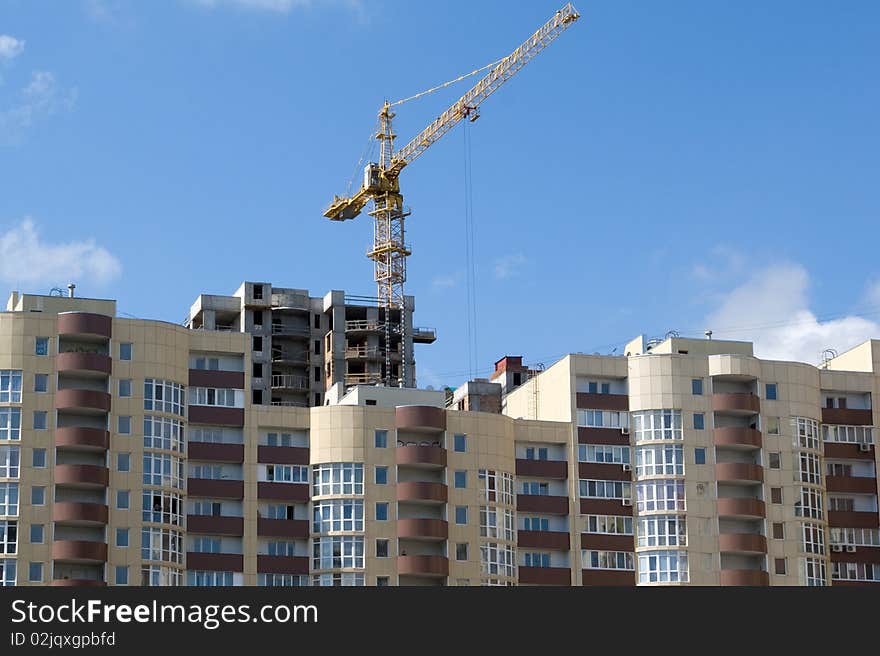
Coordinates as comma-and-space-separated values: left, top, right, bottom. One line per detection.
1, 0, 879, 388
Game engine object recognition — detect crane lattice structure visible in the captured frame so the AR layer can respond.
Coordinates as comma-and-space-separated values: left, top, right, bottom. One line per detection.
324, 3, 580, 387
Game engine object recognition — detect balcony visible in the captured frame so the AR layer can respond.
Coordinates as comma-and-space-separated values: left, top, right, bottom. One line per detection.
271, 351, 310, 366
719, 533, 767, 554
396, 444, 446, 468
53, 502, 108, 526
257, 555, 309, 575
579, 498, 632, 516
519, 566, 571, 586
54, 464, 109, 488
580, 533, 634, 552
55, 389, 111, 414
57, 312, 112, 339
715, 462, 763, 484
186, 552, 243, 572
714, 426, 762, 449
344, 346, 384, 360
712, 393, 760, 414
257, 518, 310, 538
577, 462, 630, 481
826, 476, 878, 495
518, 530, 570, 551
576, 393, 629, 412
397, 519, 448, 541
396, 482, 448, 504
52, 540, 108, 563
516, 459, 568, 480
344, 373, 383, 386
397, 555, 448, 578
189, 369, 245, 389
517, 494, 569, 515
271, 293, 310, 311
187, 478, 244, 499
578, 427, 630, 446
270, 375, 310, 391
257, 482, 309, 502
345, 320, 384, 333
188, 442, 244, 463
412, 327, 437, 344
827, 511, 880, 529
824, 442, 875, 460
57, 352, 111, 376
188, 406, 244, 427
717, 498, 766, 519
187, 515, 244, 536
581, 569, 634, 586
54, 427, 109, 451
719, 569, 769, 586
395, 406, 446, 432
257, 445, 309, 465
822, 408, 873, 426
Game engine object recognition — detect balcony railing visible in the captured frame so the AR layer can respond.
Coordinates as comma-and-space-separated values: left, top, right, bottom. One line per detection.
271, 293, 310, 310
271, 324, 311, 338
345, 320, 384, 332
270, 375, 310, 391
412, 327, 437, 343
345, 373, 383, 386
269, 401, 309, 408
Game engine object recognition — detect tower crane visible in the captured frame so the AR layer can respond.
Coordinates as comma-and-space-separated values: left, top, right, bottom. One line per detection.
324, 3, 580, 387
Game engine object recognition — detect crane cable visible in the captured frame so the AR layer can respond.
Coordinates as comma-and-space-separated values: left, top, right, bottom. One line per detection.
391, 57, 505, 108
463, 119, 479, 380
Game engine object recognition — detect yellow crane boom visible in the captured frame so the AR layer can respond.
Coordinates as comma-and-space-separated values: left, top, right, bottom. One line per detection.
324, 3, 580, 387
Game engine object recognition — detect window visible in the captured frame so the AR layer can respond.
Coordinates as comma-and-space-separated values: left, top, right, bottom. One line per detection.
694, 448, 706, 465
580, 479, 632, 501
265, 464, 308, 483
523, 516, 549, 531
312, 536, 364, 570
761, 452, 780, 471
803, 522, 825, 555
144, 379, 185, 416
119, 343, 133, 360
32, 448, 46, 468
117, 490, 130, 510
480, 507, 515, 541
524, 447, 549, 461
30, 524, 43, 544
266, 541, 298, 557
829, 528, 880, 547
312, 573, 364, 587
375, 466, 388, 485
524, 552, 550, 568
28, 562, 42, 583
35, 337, 49, 356
0, 446, 19, 478
253, 310, 263, 326
632, 410, 682, 441
765, 383, 777, 400
832, 562, 879, 582
258, 573, 308, 587
0, 371, 22, 403
192, 537, 221, 554
770, 488, 783, 504
829, 497, 854, 512
376, 576, 389, 587
252, 362, 263, 378
585, 515, 633, 535
116, 379, 131, 398
118, 416, 131, 435
32, 411, 47, 430
454, 470, 467, 489
313, 314, 320, 329
376, 539, 389, 558
31, 486, 45, 505
116, 528, 130, 547
0, 483, 19, 516
253, 336, 262, 353
312, 463, 364, 496
766, 416, 780, 435
453, 434, 467, 453
772, 523, 785, 540
142, 453, 184, 489
691, 378, 703, 395
142, 527, 184, 564
33, 374, 48, 393
823, 425, 873, 445
314, 367, 320, 383
455, 506, 468, 525
521, 481, 549, 496
375, 502, 389, 521
480, 543, 516, 577
635, 444, 684, 476
583, 550, 634, 570
141, 490, 184, 524
578, 444, 630, 464
314, 340, 321, 356
0, 560, 14, 586
188, 387, 238, 408
588, 381, 598, 393
798, 452, 821, 484
637, 515, 687, 547
0, 408, 21, 440
253, 284, 263, 300
266, 504, 297, 521
117, 453, 130, 472
637, 550, 688, 583
187, 571, 235, 587
693, 413, 705, 430
374, 430, 387, 448
141, 565, 183, 587
601, 382, 610, 394
794, 487, 823, 519
312, 500, 364, 533
636, 480, 685, 512
0, 520, 16, 553
478, 470, 514, 504
576, 409, 628, 429
116, 566, 129, 585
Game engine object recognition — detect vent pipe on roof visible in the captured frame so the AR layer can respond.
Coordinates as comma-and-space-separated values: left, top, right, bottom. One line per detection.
67, 283, 76, 298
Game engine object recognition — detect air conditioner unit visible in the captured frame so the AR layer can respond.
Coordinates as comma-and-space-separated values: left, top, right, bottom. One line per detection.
620, 427, 630, 435
831, 545, 843, 552
622, 464, 632, 472
859, 443, 871, 452
846, 545, 857, 553
622, 498, 632, 506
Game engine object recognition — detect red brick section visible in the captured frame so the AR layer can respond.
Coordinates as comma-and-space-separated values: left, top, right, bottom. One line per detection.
579, 498, 633, 516
257, 446, 309, 465
517, 530, 570, 550
397, 518, 448, 540
188, 442, 244, 463
516, 459, 568, 479
257, 518, 309, 538
822, 408, 873, 426
712, 393, 760, 413
828, 511, 880, 529
581, 569, 634, 586
188, 369, 246, 389
52, 540, 108, 562
578, 427, 629, 446
54, 464, 109, 487
519, 566, 571, 585
718, 533, 767, 553
830, 548, 880, 565
397, 555, 449, 577
517, 495, 569, 515
825, 476, 878, 495
187, 515, 244, 536
257, 556, 309, 574
187, 478, 244, 499
578, 462, 630, 481
186, 553, 243, 572
188, 406, 244, 427
719, 570, 769, 586
576, 393, 629, 411
257, 482, 309, 502
824, 443, 875, 460
56, 352, 112, 375
57, 312, 112, 338
54, 427, 110, 450
713, 426, 762, 448
396, 482, 448, 503
715, 462, 764, 483
395, 405, 446, 431
396, 445, 447, 467
53, 502, 108, 524
54, 389, 111, 413
580, 533, 634, 551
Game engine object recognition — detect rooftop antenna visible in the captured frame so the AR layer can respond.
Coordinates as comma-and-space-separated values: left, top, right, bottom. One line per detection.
705, 330, 713, 340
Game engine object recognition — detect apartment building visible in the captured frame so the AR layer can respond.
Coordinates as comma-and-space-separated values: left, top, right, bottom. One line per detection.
186, 281, 436, 407
503, 334, 880, 586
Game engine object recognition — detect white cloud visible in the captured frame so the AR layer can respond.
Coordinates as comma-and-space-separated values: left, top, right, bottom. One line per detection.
0, 71, 77, 144
432, 272, 462, 290
867, 280, 880, 307
493, 254, 527, 280
704, 262, 880, 364
187, 0, 365, 16
0, 35, 25, 62
0, 218, 121, 286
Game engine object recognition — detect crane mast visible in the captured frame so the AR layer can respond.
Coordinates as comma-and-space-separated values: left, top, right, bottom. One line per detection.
324, 3, 580, 387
